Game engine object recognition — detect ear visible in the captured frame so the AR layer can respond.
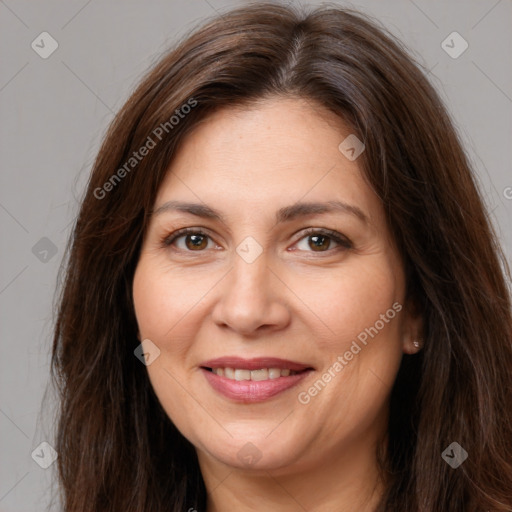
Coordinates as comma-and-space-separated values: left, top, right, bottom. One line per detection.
401, 297, 424, 355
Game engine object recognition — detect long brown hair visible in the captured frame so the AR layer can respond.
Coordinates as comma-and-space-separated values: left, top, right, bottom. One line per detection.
50, 3, 512, 511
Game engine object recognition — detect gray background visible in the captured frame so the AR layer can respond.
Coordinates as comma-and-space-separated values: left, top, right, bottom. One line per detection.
1, 0, 510, 510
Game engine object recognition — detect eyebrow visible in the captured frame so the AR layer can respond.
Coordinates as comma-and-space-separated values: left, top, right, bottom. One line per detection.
151, 200, 369, 225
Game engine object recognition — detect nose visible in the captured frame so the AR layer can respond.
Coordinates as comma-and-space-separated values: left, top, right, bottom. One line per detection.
211, 249, 291, 336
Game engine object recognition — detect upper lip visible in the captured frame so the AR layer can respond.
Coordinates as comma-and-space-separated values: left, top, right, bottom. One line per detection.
200, 357, 314, 372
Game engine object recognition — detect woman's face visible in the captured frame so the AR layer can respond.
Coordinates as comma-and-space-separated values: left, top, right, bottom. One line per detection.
133, 97, 420, 476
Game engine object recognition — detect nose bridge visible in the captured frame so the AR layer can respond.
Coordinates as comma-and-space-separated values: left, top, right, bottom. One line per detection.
230, 231, 270, 293
232, 246, 269, 295
212, 239, 289, 334
228, 246, 271, 312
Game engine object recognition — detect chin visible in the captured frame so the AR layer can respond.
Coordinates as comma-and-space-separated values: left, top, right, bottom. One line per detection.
197, 431, 307, 472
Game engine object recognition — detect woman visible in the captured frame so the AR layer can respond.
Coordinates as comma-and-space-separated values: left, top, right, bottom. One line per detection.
50, 3, 512, 511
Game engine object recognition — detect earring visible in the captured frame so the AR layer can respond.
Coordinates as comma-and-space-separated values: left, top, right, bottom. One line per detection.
413, 337, 423, 349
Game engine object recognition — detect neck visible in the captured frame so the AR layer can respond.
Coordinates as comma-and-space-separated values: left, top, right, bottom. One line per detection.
198, 434, 387, 512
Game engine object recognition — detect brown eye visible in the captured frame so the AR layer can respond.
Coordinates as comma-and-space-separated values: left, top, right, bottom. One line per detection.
162, 229, 215, 251
294, 229, 352, 253
307, 234, 331, 251
184, 233, 208, 250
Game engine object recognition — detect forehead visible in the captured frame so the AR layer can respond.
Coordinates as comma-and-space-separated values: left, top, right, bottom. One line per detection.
172, 97, 351, 168
153, 97, 381, 225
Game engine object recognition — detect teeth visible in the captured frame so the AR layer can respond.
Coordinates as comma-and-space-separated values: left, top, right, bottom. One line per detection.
234, 369, 251, 381
268, 368, 281, 379
251, 369, 268, 381
212, 367, 299, 380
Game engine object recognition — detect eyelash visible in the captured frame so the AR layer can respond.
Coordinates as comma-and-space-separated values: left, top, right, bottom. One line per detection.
160, 227, 353, 254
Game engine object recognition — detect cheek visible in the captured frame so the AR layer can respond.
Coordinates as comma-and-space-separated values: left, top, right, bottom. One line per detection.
133, 257, 208, 343
291, 256, 403, 353
133, 261, 165, 333
309, 259, 405, 411
132, 259, 204, 429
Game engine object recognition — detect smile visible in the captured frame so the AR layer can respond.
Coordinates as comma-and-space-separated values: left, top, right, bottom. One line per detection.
207, 367, 298, 380
200, 357, 314, 402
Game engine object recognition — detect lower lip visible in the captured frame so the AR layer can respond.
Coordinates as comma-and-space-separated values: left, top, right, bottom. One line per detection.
201, 368, 312, 403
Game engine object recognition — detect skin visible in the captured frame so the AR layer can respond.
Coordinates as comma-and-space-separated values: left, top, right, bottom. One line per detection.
132, 96, 423, 511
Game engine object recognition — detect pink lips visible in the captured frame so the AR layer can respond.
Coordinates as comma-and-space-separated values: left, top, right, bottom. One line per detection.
200, 356, 314, 403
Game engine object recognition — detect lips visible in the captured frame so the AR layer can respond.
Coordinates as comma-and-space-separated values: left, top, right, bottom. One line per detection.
200, 356, 312, 372
200, 357, 314, 403
210, 367, 297, 381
